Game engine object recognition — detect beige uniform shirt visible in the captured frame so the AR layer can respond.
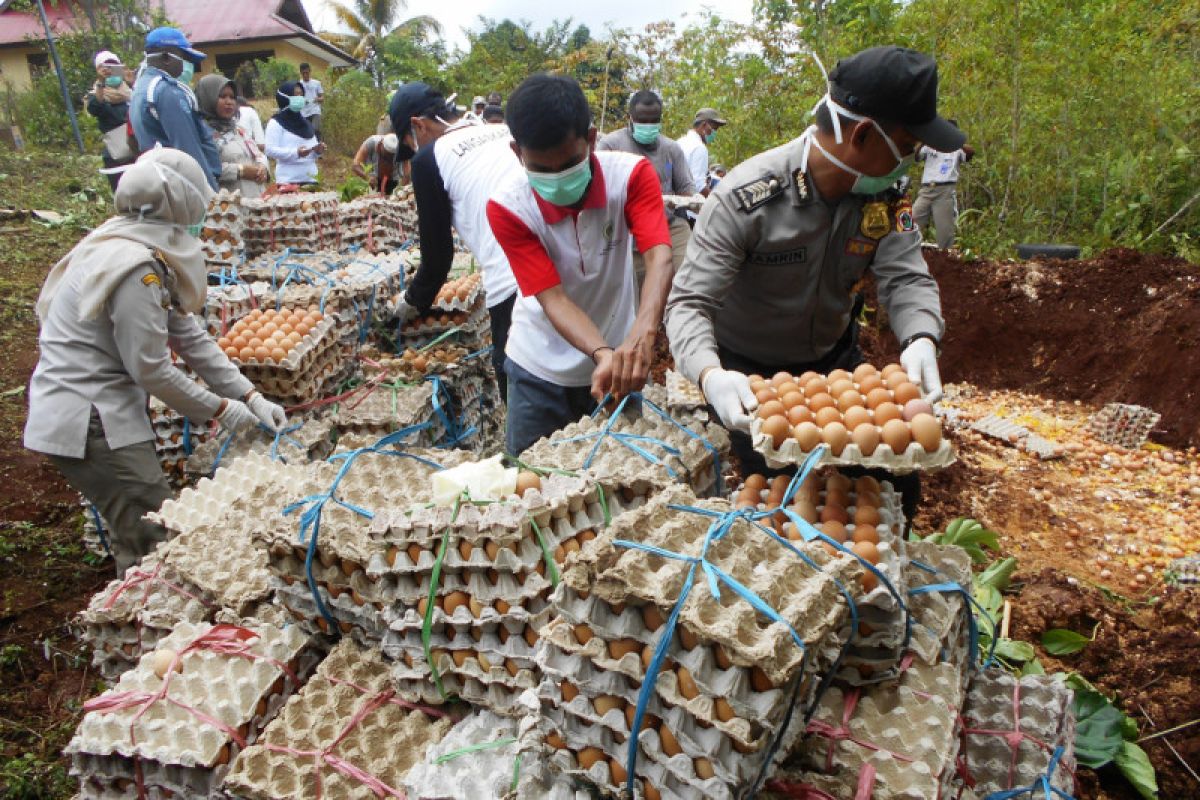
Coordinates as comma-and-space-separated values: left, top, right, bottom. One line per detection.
666, 132, 944, 384
25, 257, 253, 458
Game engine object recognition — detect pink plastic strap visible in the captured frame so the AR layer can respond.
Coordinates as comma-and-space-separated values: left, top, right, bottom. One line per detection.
765, 763, 877, 800
806, 687, 916, 772
101, 562, 212, 612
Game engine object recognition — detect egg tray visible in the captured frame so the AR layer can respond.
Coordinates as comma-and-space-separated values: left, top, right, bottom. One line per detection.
204, 282, 274, 339
958, 670, 1076, 797
786, 660, 966, 800
223, 638, 453, 800
328, 380, 447, 442
520, 409, 730, 498
390, 659, 533, 715
276, 579, 389, 644
153, 453, 309, 538
397, 299, 489, 337
66, 621, 318, 799
381, 605, 549, 673
665, 368, 709, 413
904, 540, 974, 671
361, 345, 472, 382
752, 414, 956, 474
1088, 402, 1162, 449
403, 708, 529, 800
1164, 553, 1200, 587
971, 414, 1064, 460
229, 315, 340, 374
183, 416, 334, 478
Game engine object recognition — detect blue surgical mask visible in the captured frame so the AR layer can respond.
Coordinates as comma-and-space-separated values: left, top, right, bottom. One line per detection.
104, 75, 124, 88
289, 95, 306, 113
526, 156, 592, 207
631, 122, 661, 145
704, 129, 717, 144
813, 95, 915, 195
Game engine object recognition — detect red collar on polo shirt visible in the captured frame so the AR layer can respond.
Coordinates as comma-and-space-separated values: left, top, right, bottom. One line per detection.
532, 153, 607, 223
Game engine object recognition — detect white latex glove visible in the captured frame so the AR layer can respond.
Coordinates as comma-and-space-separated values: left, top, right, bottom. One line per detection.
394, 294, 418, 323
900, 336, 943, 403
701, 368, 758, 433
216, 399, 258, 432
247, 392, 287, 432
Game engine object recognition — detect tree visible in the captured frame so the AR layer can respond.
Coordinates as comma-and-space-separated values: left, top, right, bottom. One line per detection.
322, 0, 441, 85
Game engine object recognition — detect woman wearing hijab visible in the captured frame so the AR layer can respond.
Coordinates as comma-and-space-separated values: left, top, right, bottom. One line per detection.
264, 80, 325, 186
196, 74, 270, 198
24, 148, 287, 574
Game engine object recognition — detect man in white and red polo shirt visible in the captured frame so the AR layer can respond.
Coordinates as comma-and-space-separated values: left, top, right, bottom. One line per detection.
486, 73, 673, 454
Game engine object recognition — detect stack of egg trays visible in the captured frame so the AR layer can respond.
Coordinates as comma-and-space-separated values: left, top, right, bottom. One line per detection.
203, 280, 275, 339
329, 380, 451, 446
148, 395, 212, 489
957, 670, 1076, 797
223, 638, 454, 799
519, 404, 731, 500
184, 415, 335, 478
201, 189, 245, 267
1088, 402, 1162, 449
77, 544, 213, 683
232, 315, 345, 407
390, 185, 419, 242
241, 193, 341, 258
783, 658, 968, 799
257, 447, 475, 642
904, 540, 974, 678
66, 620, 319, 798
79, 496, 111, 559
533, 485, 862, 800
399, 301, 491, 351
371, 473, 648, 714
338, 195, 408, 252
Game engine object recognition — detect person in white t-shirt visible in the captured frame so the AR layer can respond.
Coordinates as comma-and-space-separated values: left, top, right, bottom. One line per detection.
677, 107, 727, 197
912, 121, 975, 248
237, 96, 265, 149
298, 63, 324, 138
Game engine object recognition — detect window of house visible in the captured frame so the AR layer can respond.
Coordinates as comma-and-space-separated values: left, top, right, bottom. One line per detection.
216, 50, 274, 98
26, 53, 50, 78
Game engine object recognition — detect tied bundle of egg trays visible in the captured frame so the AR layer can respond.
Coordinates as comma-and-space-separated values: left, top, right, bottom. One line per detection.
240, 193, 340, 258
395, 269, 490, 350
200, 188, 245, 266
66, 622, 320, 798
375, 469, 652, 714
750, 363, 953, 471
529, 483, 867, 800
338, 194, 410, 252
148, 394, 211, 489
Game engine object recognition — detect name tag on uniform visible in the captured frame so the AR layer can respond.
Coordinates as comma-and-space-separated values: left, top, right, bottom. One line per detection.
844, 238, 877, 257
747, 248, 806, 266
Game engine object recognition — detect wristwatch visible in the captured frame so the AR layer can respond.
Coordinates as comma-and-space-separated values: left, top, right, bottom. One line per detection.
900, 331, 942, 356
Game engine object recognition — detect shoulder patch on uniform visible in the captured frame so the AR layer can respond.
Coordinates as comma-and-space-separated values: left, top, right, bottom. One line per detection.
892, 198, 915, 233
141, 272, 161, 287
732, 173, 785, 213
792, 168, 813, 205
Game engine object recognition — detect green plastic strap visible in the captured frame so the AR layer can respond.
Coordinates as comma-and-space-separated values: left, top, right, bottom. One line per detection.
595, 484, 613, 526
528, 516, 559, 587
421, 527, 452, 701
505, 456, 613, 527
418, 326, 463, 353
511, 754, 522, 792
432, 736, 517, 766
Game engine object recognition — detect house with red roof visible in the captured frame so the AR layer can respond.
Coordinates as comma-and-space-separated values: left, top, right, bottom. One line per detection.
0, 0, 354, 92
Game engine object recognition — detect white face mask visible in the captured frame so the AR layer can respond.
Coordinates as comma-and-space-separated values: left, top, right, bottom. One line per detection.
810, 93, 915, 195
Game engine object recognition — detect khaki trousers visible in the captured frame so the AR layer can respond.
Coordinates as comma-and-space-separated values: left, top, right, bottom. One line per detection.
49, 411, 171, 574
633, 215, 692, 292
912, 182, 959, 249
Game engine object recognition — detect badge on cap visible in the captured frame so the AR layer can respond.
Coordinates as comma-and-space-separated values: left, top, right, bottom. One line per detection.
860, 202, 891, 239
892, 198, 916, 233
732, 174, 785, 213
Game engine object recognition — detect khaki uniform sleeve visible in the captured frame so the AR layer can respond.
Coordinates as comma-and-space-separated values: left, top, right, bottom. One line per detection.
664, 187, 753, 384
871, 202, 945, 346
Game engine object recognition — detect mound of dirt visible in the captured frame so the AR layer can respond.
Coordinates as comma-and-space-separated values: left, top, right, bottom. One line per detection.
926, 248, 1200, 449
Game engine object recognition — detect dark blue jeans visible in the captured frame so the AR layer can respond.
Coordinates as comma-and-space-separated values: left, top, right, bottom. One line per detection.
504, 357, 598, 455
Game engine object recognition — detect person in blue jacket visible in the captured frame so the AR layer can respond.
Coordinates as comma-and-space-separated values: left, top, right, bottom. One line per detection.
128, 27, 220, 190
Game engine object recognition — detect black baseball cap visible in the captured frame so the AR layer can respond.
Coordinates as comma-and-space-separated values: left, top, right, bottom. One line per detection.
388, 82, 455, 138
828, 46, 965, 152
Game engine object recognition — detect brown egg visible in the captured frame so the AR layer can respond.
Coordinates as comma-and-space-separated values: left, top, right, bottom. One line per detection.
443, 591, 469, 616
843, 406, 872, 431
865, 387, 893, 409
796, 370, 819, 385
814, 406, 843, 428
577, 746, 606, 770
760, 415, 790, 449
852, 540, 881, 565
744, 474, 767, 492
750, 666, 774, 692
609, 638, 642, 660
679, 626, 700, 650
828, 378, 856, 398
910, 413, 943, 451
515, 471, 542, 496
808, 392, 836, 412
803, 377, 829, 398
827, 369, 852, 383
714, 643, 733, 669
593, 694, 624, 715
677, 666, 700, 699
853, 505, 881, 526
771, 371, 793, 387
545, 731, 567, 750
881, 362, 904, 377
758, 400, 786, 420
624, 705, 659, 732
776, 381, 801, 398
735, 487, 759, 509
885, 370, 910, 390
642, 604, 665, 631
893, 382, 922, 405
852, 525, 880, 545
874, 402, 903, 426
715, 697, 736, 721
857, 373, 884, 394
574, 623, 594, 644
695, 758, 716, 779
856, 475, 881, 495
787, 404, 814, 425
826, 472, 852, 492
881, 418, 911, 454
852, 363, 877, 381
754, 387, 777, 405
792, 421, 822, 451
821, 421, 850, 456
644, 783, 663, 800
780, 390, 805, 410
820, 503, 849, 524
451, 649, 473, 667
820, 520, 848, 543
659, 724, 683, 756
903, 398, 934, 420
610, 758, 628, 784
850, 423, 880, 456
791, 498, 818, 523
748, 379, 768, 395
837, 389, 865, 412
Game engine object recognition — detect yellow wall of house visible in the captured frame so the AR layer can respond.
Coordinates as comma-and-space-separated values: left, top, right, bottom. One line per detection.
0, 47, 37, 92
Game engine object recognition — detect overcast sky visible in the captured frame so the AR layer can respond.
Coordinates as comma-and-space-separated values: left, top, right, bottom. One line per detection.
301, 0, 754, 51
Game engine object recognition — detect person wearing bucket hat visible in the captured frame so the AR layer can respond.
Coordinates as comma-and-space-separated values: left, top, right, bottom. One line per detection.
129, 27, 221, 189
665, 45, 961, 518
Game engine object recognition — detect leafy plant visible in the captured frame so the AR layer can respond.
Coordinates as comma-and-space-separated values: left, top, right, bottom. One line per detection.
921, 518, 1000, 564
1065, 675, 1158, 799
339, 174, 371, 202
1042, 625, 1096, 656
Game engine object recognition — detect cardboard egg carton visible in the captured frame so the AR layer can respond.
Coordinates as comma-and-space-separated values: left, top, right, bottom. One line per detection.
397, 303, 491, 350
1165, 553, 1200, 587
329, 380, 451, 444
201, 189, 246, 265
404, 707, 534, 799
971, 414, 1064, 460
520, 406, 730, 498
152, 453, 309, 537
904, 540, 974, 671
957, 670, 1076, 797
1088, 402, 1161, 449
184, 416, 334, 478
665, 369, 709, 415
230, 315, 339, 375
66, 621, 318, 798
361, 344, 471, 381
79, 497, 112, 559
275, 577, 388, 644
223, 638, 452, 799
752, 414, 955, 473
240, 193, 341, 257
390, 657, 535, 714
787, 659, 966, 799
338, 195, 409, 252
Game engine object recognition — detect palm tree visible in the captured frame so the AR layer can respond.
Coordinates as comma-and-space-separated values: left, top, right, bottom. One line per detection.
323, 0, 441, 85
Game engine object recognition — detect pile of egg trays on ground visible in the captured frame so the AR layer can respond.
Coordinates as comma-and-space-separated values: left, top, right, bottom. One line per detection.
902, 540, 973, 678
224, 638, 454, 799
398, 298, 491, 351
533, 486, 861, 800
338, 194, 409, 253
329, 379, 451, 446
1088, 402, 1162, 449
241, 193, 341, 258
66, 621, 318, 798
257, 447, 475, 642
391, 185, 419, 242
371, 473, 648, 715
201, 189, 245, 266
519, 404, 731, 499
956, 670, 1076, 797
184, 415, 334, 477
148, 396, 212, 489
230, 314, 345, 407
77, 544, 212, 682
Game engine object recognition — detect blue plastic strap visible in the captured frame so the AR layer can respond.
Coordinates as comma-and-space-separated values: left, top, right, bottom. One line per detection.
181, 417, 193, 456
88, 503, 112, 556
911, 558, 996, 668
982, 747, 1074, 800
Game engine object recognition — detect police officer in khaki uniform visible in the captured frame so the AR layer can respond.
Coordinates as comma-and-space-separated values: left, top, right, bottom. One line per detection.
666, 46, 964, 510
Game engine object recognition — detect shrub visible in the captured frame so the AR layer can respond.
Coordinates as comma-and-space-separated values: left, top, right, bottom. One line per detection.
320, 72, 388, 157
251, 57, 300, 99
12, 74, 99, 151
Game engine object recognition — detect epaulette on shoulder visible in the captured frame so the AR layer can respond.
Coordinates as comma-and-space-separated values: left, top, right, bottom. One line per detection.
731, 173, 786, 213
